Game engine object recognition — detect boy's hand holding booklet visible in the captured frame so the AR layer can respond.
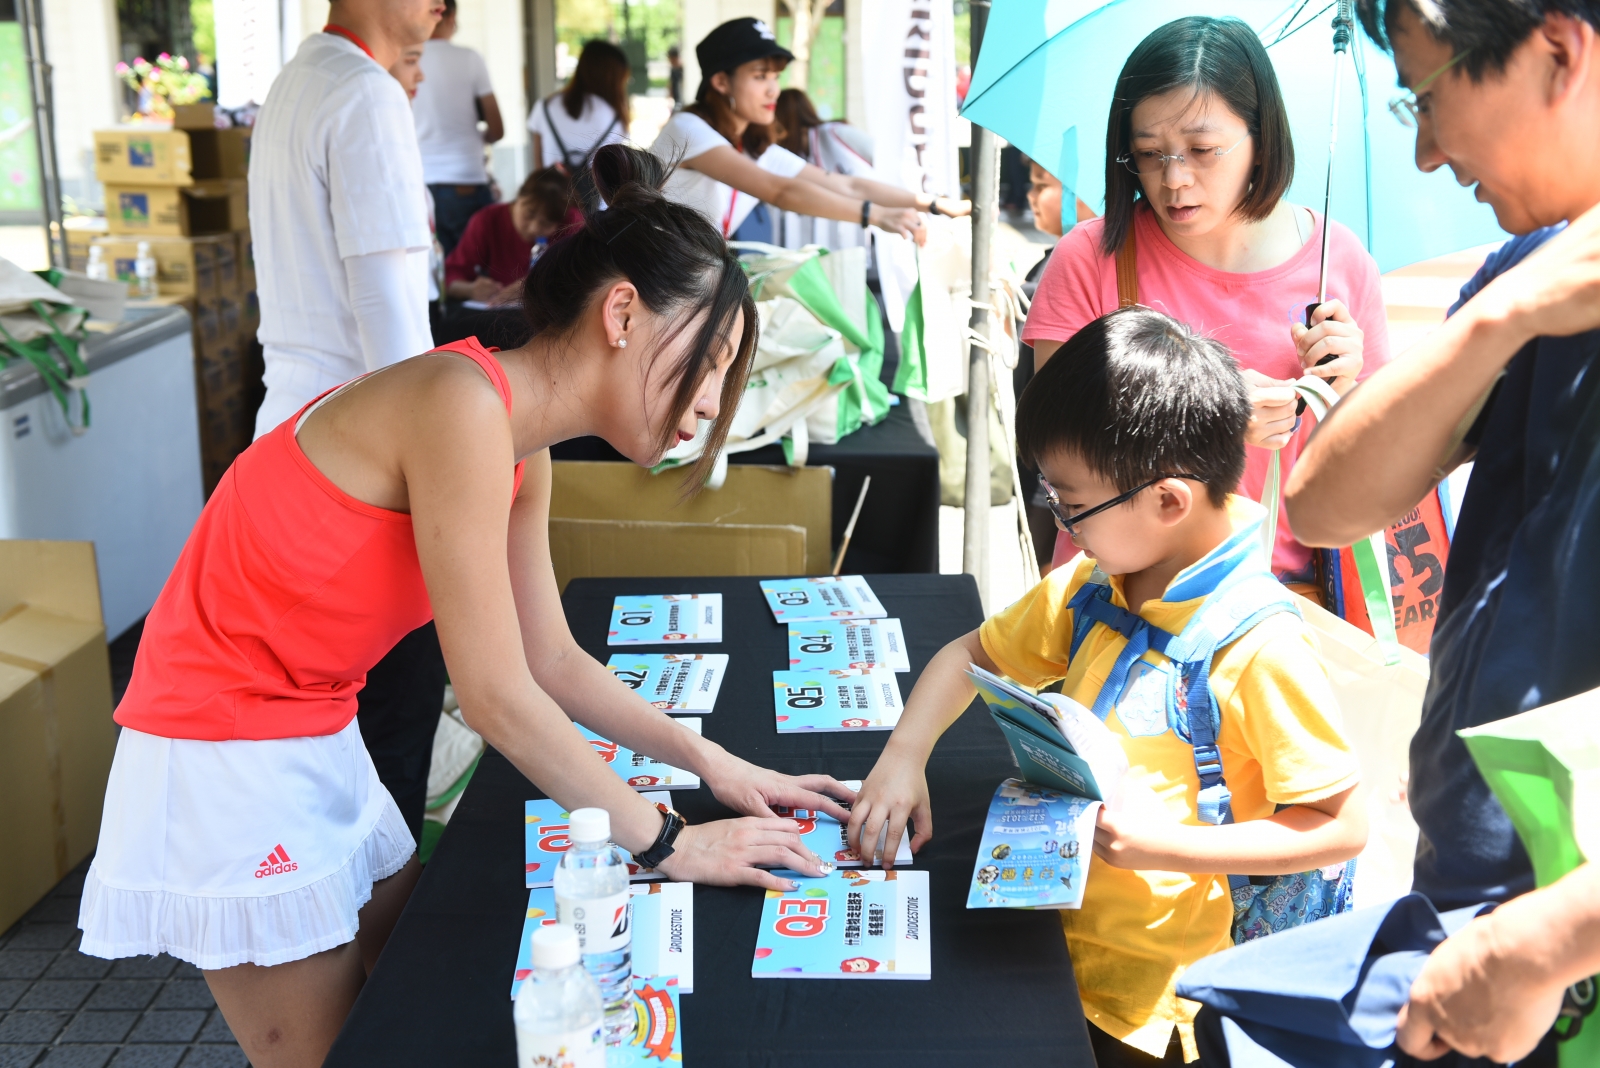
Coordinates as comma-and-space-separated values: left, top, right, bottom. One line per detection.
965, 665, 1129, 910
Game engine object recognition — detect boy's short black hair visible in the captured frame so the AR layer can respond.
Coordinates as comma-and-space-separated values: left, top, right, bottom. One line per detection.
1016, 307, 1250, 508
1358, 0, 1600, 80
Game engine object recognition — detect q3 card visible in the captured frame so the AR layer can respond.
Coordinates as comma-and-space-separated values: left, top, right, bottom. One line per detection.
577, 718, 701, 790
751, 869, 930, 980
966, 779, 1102, 910
605, 652, 728, 711
607, 593, 723, 646
759, 576, 887, 623
772, 668, 902, 732
787, 618, 910, 672
524, 794, 670, 888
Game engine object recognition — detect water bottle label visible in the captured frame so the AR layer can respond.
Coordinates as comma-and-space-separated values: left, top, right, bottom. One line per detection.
515, 1023, 604, 1068
556, 889, 631, 955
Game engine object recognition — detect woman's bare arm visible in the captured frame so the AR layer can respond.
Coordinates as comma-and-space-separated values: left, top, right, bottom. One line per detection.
681, 145, 924, 239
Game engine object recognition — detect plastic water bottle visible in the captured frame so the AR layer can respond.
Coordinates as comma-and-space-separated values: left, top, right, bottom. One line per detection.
513, 925, 604, 1068
133, 241, 157, 298
85, 246, 109, 281
553, 807, 633, 1043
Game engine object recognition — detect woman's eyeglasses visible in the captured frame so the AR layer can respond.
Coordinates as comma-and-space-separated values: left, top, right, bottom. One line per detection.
1038, 474, 1207, 534
1115, 134, 1249, 176
1389, 51, 1468, 127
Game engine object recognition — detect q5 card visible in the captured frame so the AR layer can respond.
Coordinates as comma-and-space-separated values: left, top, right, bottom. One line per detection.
607, 593, 723, 646
524, 794, 670, 888
967, 779, 1101, 910
577, 719, 701, 790
605, 652, 727, 711
773, 780, 913, 868
751, 869, 930, 980
772, 668, 902, 732
787, 618, 909, 672
759, 576, 887, 623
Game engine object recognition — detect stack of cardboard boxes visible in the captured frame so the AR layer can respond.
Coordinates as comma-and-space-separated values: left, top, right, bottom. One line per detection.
79, 105, 258, 494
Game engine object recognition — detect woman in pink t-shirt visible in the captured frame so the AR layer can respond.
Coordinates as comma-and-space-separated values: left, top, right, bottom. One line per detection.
1023, 16, 1390, 588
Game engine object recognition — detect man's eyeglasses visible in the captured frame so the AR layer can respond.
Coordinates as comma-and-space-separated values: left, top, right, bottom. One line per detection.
1038, 474, 1207, 534
1389, 51, 1469, 127
1116, 134, 1250, 176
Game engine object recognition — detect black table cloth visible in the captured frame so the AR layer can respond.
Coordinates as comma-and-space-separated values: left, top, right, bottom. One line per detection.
326, 574, 1093, 1067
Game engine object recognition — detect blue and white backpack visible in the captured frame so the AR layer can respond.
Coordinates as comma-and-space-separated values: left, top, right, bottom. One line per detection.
1063, 523, 1354, 943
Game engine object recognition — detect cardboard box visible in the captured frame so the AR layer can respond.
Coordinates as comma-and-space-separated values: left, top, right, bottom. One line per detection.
550, 461, 834, 576
171, 103, 215, 130
0, 541, 115, 934
197, 341, 244, 402
106, 179, 247, 237
189, 128, 251, 181
94, 126, 193, 185
216, 294, 241, 344
192, 294, 223, 353
213, 233, 240, 294
548, 518, 805, 592
237, 228, 255, 292
64, 217, 108, 273
93, 234, 223, 298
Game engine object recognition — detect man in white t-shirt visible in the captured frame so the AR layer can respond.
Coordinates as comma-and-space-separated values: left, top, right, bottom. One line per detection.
250, 0, 441, 441
413, 0, 503, 255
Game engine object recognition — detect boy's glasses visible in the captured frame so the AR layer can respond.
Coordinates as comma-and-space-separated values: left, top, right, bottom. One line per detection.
1389, 51, 1469, 127
1116, 134, 1249, 176
1038, 474, 1207, 534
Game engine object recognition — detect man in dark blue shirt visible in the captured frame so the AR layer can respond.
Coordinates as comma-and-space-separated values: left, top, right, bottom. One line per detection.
1288, 0, 1600, 1064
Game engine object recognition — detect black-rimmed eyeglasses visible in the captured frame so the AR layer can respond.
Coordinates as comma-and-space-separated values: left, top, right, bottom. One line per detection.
1038, 474, 1207, 534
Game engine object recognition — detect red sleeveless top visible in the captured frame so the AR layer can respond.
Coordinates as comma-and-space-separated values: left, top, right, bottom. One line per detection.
116, 338, 526, 741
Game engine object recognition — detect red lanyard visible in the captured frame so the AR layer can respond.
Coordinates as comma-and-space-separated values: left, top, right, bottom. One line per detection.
721, 190, 740, 238
323, 24, 375, 59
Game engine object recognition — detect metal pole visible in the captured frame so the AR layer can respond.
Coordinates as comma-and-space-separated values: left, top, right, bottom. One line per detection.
17, 0, 64, 270
962, 0, 996, 605
1315, 0, 1355, 307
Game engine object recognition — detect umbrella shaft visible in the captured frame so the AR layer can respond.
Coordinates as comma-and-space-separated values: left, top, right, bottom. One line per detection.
1317, 57, 1345, 308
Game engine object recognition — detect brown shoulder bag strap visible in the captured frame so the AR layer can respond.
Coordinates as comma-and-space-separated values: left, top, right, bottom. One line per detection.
1114, 224, 1139, 308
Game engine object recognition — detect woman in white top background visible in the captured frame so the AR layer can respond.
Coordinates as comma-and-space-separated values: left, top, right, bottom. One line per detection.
528, 39, 632, 171
651, 18, 969, 243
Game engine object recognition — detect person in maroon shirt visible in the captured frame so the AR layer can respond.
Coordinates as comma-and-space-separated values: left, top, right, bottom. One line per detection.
444, 167, 571, 303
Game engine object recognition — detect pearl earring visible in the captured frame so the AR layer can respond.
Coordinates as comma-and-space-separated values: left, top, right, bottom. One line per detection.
615, 338, 628, 348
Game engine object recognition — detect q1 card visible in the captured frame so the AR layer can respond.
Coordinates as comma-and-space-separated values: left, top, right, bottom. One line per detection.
787, 618, 910, 672
607, 594, 723, 646
524, 794, 670, 888
605, 653, 727, 711
759, 576, 887, 623
751, 869, 930, 980
966, 779, 1102, 910
772, 669, 902, 732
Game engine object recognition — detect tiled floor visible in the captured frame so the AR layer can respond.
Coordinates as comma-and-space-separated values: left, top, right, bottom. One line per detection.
0, 859, 249, 1068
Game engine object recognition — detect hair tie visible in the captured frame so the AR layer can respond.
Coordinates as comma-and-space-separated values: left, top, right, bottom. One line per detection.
605, 218, 637, 245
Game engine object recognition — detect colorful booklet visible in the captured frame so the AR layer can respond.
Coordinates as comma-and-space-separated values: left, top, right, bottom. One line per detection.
524, 795, 670, 888
759, 576, 887, 623
773, 780, 913, 869
605, 652, 728, 711
967, 664, 1105, 802
578, 718, 701, 790
607, 593, 723, 646
751, 869, 930, 980
511, 883, 694, 998
605, 976, 683, 1067
966, 779, 1102, 910
787, 618, 910, 672
772, 668, 902, 732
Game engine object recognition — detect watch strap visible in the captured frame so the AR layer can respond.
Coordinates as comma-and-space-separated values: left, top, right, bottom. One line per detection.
636, 805, 684, 869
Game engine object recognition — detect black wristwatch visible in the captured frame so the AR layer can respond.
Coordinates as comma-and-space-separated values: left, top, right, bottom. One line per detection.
635, 804, 684, 868
860, 199, 872, 228
926, 197, 944, 216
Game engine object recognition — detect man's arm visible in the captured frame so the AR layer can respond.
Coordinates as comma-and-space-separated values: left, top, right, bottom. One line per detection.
478, 93, 504, 144
1398, 862, 1600, 1063
345, 248, 430, 370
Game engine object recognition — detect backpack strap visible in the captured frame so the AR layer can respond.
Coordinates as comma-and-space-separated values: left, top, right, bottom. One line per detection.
1065, 569, 1177, 723
1115, 229, 1138, 308
543, 97, 579, 168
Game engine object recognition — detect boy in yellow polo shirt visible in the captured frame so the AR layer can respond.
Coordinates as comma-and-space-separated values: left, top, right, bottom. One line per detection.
847, 308, 1366, 1066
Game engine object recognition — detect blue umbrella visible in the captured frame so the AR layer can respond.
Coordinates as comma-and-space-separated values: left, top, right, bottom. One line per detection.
960, 0, 1506, 273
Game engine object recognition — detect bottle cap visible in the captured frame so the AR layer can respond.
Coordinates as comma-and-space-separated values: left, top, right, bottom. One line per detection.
568, 807, 610, 845
530, 924, 581, 970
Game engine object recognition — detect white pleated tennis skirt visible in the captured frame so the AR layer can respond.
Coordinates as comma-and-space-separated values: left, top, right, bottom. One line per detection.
78, 718, 415, 971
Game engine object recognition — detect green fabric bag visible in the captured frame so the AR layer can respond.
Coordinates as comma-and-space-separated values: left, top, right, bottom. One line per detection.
1460, 698, 1600, 1063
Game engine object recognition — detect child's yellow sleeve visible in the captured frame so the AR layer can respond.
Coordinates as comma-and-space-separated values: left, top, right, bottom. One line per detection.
978, 556, 1095, 689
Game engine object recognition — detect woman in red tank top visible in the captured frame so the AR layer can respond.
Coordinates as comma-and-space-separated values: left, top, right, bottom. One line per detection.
81, 146, 856, 1067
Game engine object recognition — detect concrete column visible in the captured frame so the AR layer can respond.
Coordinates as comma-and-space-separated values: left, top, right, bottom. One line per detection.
41, 0, 119, 212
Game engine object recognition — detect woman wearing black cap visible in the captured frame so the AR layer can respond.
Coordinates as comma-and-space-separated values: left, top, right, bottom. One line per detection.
651, 16, 969, 242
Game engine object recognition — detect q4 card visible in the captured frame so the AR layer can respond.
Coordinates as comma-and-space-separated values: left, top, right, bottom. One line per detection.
967, 779, 1102, 911
524, 794, 670, 888
759, 576, 887, 623
605, 652, 728, 711
577, 718, 701, 790
787, 618, 910, 672
751, 869, 930, 980
772, 668, 902, 732
773, 780, 913, 869
607, 593, 723, 646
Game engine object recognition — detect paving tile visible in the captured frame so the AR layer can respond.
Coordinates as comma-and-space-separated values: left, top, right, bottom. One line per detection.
147, 985, 210, 1013
59, 1012, 139, 1043
192, 1014, 233, 1045
49, 871, 87, 898
0, 1045, 44, 1068
21, 902, 78, 927
127, 1013, 205, 1045
165, 967, 200, 984
82, 983, 160, 1012
103, 960, 173, 982
106, 1047, 184, 1068
0, 981, 29, 1011
16, 983, 96, 1012
5, 929, 75, 954
175, 1048, 246, 1068
0, 954, 55, 981
41, 957, 110, 983
36, 1048, 115, 1068
0, 1012, 67, 1044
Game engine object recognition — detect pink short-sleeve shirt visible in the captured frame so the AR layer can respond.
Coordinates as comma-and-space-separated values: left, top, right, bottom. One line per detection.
1021, 203, 1391, 577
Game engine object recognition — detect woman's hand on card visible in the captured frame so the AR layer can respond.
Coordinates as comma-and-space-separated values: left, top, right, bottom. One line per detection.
1291, 299, 1364, 395
655, 818, 834, 890
1242, 368, 1299, 450
845, 756, 930, 868
704, 751, 854, 823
